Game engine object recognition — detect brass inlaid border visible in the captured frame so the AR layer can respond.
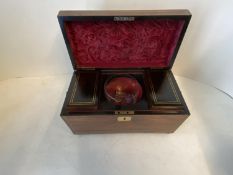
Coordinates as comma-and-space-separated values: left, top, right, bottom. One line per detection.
167, 73, 180, 103
69, 73, 98, 105
149, 72, 181, 104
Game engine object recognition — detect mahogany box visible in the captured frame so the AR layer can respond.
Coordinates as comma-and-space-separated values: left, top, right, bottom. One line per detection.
58, 10, 191, 134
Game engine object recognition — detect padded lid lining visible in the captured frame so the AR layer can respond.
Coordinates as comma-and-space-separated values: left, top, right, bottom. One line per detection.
64, 18, 185, 68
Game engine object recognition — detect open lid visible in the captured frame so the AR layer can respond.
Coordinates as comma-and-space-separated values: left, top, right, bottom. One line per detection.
58, 10, 191, 70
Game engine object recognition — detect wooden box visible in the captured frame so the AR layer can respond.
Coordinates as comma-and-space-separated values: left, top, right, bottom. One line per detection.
58, 10, 191, 134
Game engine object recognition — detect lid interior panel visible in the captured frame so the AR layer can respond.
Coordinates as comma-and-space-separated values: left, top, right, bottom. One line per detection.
64, 18, 185, 69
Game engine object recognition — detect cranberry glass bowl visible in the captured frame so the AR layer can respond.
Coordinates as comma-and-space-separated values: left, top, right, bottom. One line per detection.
104, 75, 143, 106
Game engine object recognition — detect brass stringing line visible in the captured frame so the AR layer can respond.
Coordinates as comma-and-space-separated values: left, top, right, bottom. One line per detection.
69, 75, 79, 104
167, 72, 180, 103
148, 74, 158, 102
92, 76, 97, 102
69, 73, 97, 105
150, 72, 180, 104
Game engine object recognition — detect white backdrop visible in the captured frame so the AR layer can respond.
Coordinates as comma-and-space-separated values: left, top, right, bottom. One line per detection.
0, 0, 233, 97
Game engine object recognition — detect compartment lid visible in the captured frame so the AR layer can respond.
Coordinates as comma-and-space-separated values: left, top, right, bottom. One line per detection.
58, 10, 191, 70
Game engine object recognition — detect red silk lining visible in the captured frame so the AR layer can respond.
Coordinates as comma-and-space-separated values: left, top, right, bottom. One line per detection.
64, 19, 184, 68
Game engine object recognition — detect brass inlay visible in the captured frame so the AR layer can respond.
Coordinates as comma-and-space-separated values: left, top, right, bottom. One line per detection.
69, 73, 97, 105
149, 72, 181, 104
115, 111, 134, 115
167, 73, 180, 103
117, 116, 132, 122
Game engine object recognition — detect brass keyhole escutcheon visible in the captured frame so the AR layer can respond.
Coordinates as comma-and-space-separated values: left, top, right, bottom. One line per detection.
117, 116, 132, 122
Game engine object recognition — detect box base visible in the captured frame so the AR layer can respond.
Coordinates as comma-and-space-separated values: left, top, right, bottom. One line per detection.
61, 69, 190, 134
62, 114, 188, 134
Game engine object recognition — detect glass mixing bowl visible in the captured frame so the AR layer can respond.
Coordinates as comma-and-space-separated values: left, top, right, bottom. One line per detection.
104, 75, 142, 106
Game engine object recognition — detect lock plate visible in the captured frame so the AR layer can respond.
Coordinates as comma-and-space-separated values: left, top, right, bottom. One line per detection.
115, 110, 134, 115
